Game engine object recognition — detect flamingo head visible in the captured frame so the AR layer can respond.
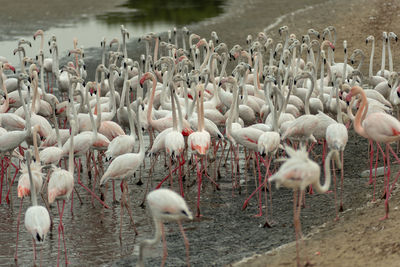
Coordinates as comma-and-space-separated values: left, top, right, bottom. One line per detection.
139, 72, 151, 86
33, 29, 44, 41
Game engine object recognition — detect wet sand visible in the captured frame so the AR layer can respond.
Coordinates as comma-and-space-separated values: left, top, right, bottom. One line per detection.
1, 0, 400, 266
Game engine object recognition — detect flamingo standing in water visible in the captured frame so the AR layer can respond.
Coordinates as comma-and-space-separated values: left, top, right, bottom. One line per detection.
188, 84, 213, 217
48, 120, 75, 267
346, 85, 400, 220
269, 146, 339, 267
137, 188, 193, 267
23, 150, 51, 266
100, 98, 145, 238
14, 125, 43, 262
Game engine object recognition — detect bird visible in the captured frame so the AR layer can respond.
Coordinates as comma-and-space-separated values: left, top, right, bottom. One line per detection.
23, 150, 51, 266
137, 188, 193, 267
346, 85, 400, 220
100, 98, 145, 238
48, 120, 75, 267
187, 84, 212, 217
269, 146, 339, 267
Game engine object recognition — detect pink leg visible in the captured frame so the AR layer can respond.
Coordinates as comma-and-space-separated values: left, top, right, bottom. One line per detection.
254, 152, 263, 217
178, 220, 190, 266
112, 180, 116, 202
339, 151, 345, 212
77, 159, 110, 209
155, 159, 186, 189
14, 197, 23, 261
242, 157, 271, 211
178, 155, 184, 198
195, 155, 202, 217
161, 223, 168, 267
0, 159, 4, 204
368, 140, 374, 185
5, 158, 20, 204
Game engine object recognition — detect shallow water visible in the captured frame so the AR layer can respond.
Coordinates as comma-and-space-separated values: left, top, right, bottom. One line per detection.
0, 0, 226, 66
0, 130, 374, 266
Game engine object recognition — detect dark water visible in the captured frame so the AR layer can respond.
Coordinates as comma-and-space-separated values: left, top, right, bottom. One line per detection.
0, 0, 226, 66
97, 0, 225, 26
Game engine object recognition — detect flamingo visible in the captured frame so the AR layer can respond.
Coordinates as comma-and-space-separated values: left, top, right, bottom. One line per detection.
188, 84, 212, 217
100, 98, 145, 238
48, 120, 75, 267
137, 188, 193, 267
346, 85, 400, 220
23, 150, 50, 266
269, 146, 339, 267
14, 126, 43, 262
326, 76, 348, 219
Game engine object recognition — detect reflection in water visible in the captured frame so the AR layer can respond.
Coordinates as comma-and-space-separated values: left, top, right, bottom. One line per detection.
97, 0, 225, 26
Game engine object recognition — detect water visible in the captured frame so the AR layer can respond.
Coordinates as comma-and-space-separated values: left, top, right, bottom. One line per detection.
0, 0, 225, 66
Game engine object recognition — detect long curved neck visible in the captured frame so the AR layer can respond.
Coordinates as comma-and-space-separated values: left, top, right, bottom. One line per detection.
170, 85, 178, 131
138, 218, 162, 267
18, 80, 31, 136
146, 74, 157, 126
86, 86, 98, 138
136, 103, 145, 158
314, 150, 337, 193
68, 122, 75, 173
334, 80, 343, 124
173, 85, 184, 132
26, 154, 37, 206
52, 107, 62, 148
388, 38, 393, 72
32, 126, 40, 161
304, 74, 314, 115
381, 38, 386, 76
199, 43, 210, 71
369, 40, 375, 78
197, 89, 205, 131
124, 83, 135, 136
353, 89, 369, 138
108, 72, 117, 119
31, 73, 39, 113
0, 70, 9, 112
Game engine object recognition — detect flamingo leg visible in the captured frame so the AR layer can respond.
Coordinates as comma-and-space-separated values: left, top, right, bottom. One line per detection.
178, 154, 184, 198
195, 155, 202, 217
122, 180, 138, 235
339, 150, 345, 212
77, 158, 110, 209
161, 223, 168, 267
178, 220, 191, 267
14, 197, 23, 262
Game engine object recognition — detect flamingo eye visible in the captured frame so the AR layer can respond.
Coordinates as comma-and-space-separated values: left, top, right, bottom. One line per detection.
181, 210, 188, 216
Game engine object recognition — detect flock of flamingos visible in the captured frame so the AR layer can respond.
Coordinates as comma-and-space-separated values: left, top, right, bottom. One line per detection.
0, 23, 400, 266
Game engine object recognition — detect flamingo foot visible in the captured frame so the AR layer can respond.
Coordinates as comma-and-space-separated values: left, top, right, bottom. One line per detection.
263, 220, 273, 228
253, 212, 263, 218
379, 214, 389, 221
339, 204, 344, 212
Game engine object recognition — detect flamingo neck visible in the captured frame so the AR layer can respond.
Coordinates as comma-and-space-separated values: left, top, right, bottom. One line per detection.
369, 40, 375, 78
146, 74, 157, 126
314, 150, 337, 193
353, 88, 369, 138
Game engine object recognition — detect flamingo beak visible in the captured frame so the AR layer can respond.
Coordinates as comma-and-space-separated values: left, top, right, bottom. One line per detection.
139, 75, 147, 86
9, 65, 16, 73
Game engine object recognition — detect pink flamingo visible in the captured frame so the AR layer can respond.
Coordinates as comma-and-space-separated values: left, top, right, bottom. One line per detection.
100, 98, 145, 238
188, 84, 212, 217
346, 85, 400, 220
137, 188, 193, 267
269, 146, 339, 267
48, 120, 75, 267
23, 150, 50, 266
14, 125, 43, 261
